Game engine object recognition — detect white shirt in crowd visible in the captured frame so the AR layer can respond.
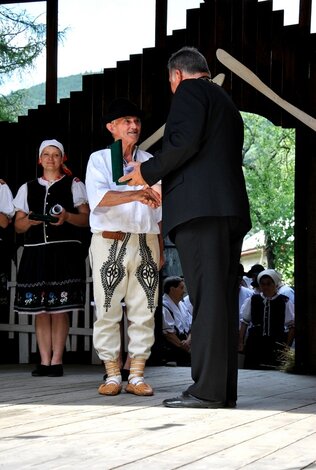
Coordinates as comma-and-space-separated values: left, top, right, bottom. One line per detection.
239, 285, 254, 321
0, 182, 15, 218
162, 293, 192, 335
182, 294, 193, 316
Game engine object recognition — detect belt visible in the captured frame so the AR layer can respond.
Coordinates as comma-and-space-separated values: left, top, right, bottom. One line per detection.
102, 230, 126, 241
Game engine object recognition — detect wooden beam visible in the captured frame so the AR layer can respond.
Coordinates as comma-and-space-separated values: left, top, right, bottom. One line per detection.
46, 0, 58, 105
155, 0, 168, 48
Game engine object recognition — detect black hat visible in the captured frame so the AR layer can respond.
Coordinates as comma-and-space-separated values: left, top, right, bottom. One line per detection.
245, 264, 265, 278
103, 98, 142, 124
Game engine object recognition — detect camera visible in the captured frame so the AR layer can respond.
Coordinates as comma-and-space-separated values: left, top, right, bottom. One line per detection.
49, 204, 63, 216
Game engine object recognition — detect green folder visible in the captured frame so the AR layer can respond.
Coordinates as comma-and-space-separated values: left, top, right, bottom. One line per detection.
110, 139, 132, 185
110, 139, 123, 184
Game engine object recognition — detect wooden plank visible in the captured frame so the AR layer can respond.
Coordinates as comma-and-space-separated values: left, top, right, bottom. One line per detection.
0, 367, 316, 469
128, 53, 142, 106
116, 60, 130, 98
186, 7, 201, 47
155, 0, 167, 48
238, 0, 260, 113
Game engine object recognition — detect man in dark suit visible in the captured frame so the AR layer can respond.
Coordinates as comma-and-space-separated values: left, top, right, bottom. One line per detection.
120, 46, 251, 408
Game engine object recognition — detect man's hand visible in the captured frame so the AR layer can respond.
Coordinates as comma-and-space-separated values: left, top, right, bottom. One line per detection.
135, 187, 161, 208
181, 337, 191, 352
119, 161, 147, 186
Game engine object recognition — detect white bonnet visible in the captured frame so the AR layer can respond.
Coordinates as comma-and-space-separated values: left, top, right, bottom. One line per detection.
39, 139, 64, 157
257, 269, 282, 288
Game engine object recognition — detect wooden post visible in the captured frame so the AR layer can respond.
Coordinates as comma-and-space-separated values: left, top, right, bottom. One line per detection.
155, 0, 168, 48
46, 0, 58, 105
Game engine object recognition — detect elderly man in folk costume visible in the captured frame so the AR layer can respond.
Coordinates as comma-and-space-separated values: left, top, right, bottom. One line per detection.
85, 98, 163, 397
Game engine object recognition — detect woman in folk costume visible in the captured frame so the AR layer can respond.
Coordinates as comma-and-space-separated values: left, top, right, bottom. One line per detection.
238, 269, 295, 369
13, 139, 90, 377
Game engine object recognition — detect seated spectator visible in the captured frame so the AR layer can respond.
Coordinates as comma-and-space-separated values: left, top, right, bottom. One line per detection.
238, 269, 295, 369
162, 276, 192, 366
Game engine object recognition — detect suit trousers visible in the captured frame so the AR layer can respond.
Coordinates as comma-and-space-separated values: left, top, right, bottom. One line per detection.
173, 216, 247, 402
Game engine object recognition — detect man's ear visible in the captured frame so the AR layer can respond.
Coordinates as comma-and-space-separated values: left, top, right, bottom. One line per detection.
106, 122, 113, 133
175, 69, 182, 80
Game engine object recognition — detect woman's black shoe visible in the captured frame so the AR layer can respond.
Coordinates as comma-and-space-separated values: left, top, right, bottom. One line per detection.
31, 365, 51, 377
47, 364, 63, 377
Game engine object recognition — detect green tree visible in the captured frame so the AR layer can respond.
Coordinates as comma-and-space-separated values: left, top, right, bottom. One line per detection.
0, 5, 65, 121
0, 5, 46, 120
0, 6, 46, 79
242, 112, 295, 283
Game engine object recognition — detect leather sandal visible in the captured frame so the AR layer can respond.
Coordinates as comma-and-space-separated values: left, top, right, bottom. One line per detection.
125, 381, 154, 396
103, 369, 129, 382
98, 381, 122, 396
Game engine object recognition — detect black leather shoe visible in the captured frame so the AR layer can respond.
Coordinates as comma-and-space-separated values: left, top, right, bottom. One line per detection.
162, 391, 233, 409
31, 365, 51, 377
47, 364, 63, 377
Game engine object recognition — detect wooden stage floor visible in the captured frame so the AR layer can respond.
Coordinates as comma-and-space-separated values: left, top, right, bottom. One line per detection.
1, 364, 316, 469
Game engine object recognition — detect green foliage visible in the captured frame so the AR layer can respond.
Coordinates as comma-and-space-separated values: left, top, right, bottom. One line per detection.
242, 112, 295, 283
5, 74, 84, 119
0, 90, 25, 120
0, 6, 46, 81
0, 5, 67, 121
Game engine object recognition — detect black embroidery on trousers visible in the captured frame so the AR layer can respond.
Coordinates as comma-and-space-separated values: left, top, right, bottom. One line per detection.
100, 234, 130, 311
136, 234, 159, 312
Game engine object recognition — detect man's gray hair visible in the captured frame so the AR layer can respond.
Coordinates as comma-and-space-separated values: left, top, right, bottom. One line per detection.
167, 46, 211, 76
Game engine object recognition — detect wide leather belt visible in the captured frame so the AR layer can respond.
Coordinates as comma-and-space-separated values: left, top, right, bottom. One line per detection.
102, 230, 126, 241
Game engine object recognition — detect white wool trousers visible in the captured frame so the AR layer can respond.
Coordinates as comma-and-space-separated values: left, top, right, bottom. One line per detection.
90, 232, 160, 362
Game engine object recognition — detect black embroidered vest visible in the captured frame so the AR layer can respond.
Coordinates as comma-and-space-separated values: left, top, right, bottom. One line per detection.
250, 294, 288, 341
24, 177, 82, 245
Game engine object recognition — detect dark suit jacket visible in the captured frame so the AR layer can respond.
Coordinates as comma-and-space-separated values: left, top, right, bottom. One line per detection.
141, 78, 251, 238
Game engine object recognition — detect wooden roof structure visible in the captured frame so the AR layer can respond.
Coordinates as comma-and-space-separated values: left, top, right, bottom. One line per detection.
0, 0, 315, 372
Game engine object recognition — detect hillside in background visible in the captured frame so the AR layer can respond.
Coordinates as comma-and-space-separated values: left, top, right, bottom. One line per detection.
10, 73, 85, 117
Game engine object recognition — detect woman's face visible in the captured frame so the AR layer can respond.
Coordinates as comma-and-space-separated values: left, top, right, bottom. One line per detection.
39, 145, 63, 171
259, 276, 277, 298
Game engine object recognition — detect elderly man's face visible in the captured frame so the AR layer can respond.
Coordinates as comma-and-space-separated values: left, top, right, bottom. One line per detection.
107, 116, 141, 145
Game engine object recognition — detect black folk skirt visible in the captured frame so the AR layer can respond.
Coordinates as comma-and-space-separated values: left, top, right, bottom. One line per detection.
15, 241, 86, 314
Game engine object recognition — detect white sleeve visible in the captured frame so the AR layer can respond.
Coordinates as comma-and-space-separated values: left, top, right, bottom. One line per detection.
13, 183, 29, 213
0, 183, 15, 217
85, 152, 111, 213
284, 300, 295, 328
240, 297, 252, 324
162, 306, 176, 334
71, 178, 88, 207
